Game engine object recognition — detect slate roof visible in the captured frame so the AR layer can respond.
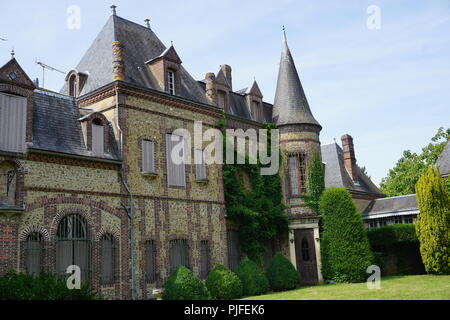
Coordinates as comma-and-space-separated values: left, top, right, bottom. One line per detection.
321, 143, 383, 196
436, 139, 450, 177
362, 194, 418, 218
61, 14, 208, 104
272, 32, 321, 128
31, 89, 120, 161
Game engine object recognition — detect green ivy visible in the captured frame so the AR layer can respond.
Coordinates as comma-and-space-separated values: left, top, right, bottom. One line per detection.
219, 119, 289, 263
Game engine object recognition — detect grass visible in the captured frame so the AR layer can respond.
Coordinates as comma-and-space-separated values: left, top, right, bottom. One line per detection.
242, 275, 450, 300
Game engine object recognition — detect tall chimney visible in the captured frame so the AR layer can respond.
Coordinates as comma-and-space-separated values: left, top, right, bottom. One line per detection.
220, 64, 232, 90
341, 134, 358, 182
205, 72, 217, 106
112, 41, 125, 81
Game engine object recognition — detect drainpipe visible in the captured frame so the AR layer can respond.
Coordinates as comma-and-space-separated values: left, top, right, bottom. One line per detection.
116, 86, 137, 300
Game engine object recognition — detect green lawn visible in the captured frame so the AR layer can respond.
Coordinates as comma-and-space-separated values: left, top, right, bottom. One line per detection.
242, 275, 450, 300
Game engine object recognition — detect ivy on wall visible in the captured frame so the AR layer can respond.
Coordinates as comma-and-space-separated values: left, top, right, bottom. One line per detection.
219, 119, 289, 263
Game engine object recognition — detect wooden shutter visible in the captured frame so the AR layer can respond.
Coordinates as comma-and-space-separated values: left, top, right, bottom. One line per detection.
0, 93, 27, 153
92, 123, 104, 156
142, 140, 155, 173
195, 149, 207, 180
166, 134, 186, 187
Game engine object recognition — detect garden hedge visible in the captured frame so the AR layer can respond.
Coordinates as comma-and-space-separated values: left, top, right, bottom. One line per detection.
205, 264, 243, 299
367, 224, 418, 246
163, 266, 210, 300
236, 258, 269, 296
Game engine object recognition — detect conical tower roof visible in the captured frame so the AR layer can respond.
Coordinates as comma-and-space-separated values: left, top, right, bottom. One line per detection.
272, 30, 321, 128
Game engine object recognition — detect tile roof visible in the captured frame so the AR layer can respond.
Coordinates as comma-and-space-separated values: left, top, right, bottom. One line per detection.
362, 194, 418, 218
31, 89, 120, 161
321, 143, 383, 196
436, 139, 450, 177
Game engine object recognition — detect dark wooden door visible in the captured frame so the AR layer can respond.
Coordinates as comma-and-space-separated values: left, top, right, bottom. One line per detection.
294, 229, 318, 285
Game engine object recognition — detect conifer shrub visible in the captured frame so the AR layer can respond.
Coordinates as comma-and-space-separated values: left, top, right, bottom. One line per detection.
0, 272, 101, 300
266, 252, 299, 291
205, 264, 243, 299
163, 266, 211, 300
236, 258, 269, 296
415, 166, 450, 274
319, 187, 374, 282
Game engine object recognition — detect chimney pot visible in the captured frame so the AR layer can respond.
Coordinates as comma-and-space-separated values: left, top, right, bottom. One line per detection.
341, 134, 358, 182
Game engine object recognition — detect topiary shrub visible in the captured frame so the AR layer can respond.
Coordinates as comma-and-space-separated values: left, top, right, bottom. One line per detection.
319, 187, 374, 283
163, 266, 211, 300
0, 272, 102, 300
415, 166, 450, 274
205, 264, 243, 300
266, 252, 299, 291
236, 258, 269, 296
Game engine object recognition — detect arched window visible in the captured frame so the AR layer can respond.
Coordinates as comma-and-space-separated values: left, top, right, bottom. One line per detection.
56, 214, 90, 283
301, 238, 310, 261
100, 234, 117, 285
25, 232, 43, 276
0, 161, 17, 207
169, 239, 189, 273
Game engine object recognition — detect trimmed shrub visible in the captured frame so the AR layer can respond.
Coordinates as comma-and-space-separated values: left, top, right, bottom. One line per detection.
319, 187, 374, 283
367, 224, 418, 246
266, 252, 299, 291
0, 272, 101, 300
205, 264, 243, 300
415, 166, 450, 274
236, 258, 269, 296
163, 266, 210, 300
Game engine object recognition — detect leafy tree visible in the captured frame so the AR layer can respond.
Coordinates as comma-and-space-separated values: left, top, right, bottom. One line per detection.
304, 152, 325, 213
380, 127, 449, 197
415, 166, 450, 274
319, 188, 374, 282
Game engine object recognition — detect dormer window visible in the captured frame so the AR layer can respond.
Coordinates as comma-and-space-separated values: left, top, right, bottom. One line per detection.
217, 90, 226, 109
251, 100, 261, 121
167, 70, 175, 95
65, 70, 87, 97
69, 75, 77, 97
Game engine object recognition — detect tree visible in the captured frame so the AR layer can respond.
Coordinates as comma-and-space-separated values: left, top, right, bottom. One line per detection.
380, 127, 449, 197
304, 152, 325, 213
319, 187, 374, 282
415, 166, 450, 275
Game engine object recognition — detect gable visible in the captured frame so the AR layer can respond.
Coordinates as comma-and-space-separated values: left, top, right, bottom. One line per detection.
0, 58, 35, 88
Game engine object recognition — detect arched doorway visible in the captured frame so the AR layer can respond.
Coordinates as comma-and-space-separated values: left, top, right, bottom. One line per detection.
294, 229, 318, 285
56, 214, 91, 283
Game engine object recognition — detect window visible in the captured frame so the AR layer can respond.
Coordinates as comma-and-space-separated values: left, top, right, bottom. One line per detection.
394, 216, 403, 224
100, 234, 117, 285
227, 230, 240, 272
0, 92, 27, 153
404, 216, 413, 224
56, 214, 90, 283
167, 70, 175, 94
25, 232, 42, 276
169, 239, 189, 273
200, 240, 210, 279
69, 75, 77, 97
217, 91, 226, 109
142, 140, 155, 174
195, 149, 207, 181
145, 240, 157, 283
378, 218, 387, 227
369, 220, 377, 229
92, 120, 104, 156
166, 134, 186, 187
0, 161, 17, 206
289, 153, 307, 196
301, 238, 310, 261
251, 100, 260, 121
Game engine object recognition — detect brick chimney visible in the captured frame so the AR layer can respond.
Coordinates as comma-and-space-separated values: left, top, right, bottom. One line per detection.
112, 41, 125, 81
341, 134, 358, 182
204, 72, 217, 106
220, 64, 232, 90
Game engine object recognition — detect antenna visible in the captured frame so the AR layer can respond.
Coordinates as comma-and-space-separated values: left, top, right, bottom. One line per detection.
36, 60, 65, 88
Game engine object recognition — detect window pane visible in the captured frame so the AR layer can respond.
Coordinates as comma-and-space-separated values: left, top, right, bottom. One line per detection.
289, 156, 299, 195
169, 239, 189, 273
101, 234, 115, 285
166, 134, 186, 187
195, 149, 207, 180
92, 123, 104, 156
145, 240, 156, 283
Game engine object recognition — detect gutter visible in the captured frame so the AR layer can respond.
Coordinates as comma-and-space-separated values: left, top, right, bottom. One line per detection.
115, 86, 137, 300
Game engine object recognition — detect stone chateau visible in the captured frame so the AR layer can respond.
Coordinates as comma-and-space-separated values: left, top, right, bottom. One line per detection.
0, 8, 388, 299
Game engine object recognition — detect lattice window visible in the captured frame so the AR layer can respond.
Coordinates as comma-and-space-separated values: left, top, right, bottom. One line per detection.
169, 239, 189, 273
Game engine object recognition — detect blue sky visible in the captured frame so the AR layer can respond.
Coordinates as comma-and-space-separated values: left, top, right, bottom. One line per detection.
1, 0, 449, 185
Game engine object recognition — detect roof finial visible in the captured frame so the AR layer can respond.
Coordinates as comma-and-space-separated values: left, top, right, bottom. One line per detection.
11, 48, 15, 58
170, 40, 173, 46
282, 25, 287, 43
144, 18, 151, 29
110, 5, 117, 15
